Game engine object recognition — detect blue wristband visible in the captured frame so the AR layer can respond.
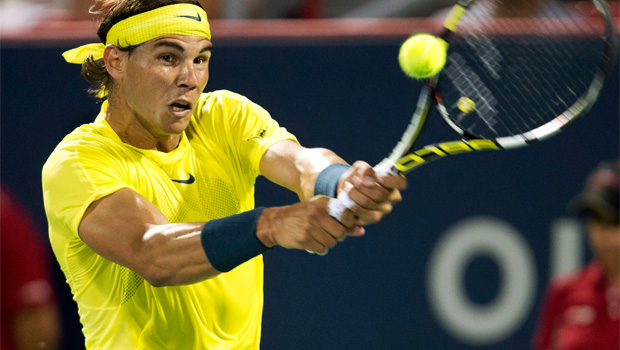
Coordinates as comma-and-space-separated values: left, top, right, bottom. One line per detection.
314, 164, 351, 197
201, 207, 270, 272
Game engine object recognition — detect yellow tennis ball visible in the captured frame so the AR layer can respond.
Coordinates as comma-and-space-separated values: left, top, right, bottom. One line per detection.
398, 34, 448, 80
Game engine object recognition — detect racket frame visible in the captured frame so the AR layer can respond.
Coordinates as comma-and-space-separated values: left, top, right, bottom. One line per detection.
386, 0, 618, 175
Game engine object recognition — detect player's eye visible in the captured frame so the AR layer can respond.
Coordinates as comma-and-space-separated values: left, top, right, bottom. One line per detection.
160, 55, 174, 63
194, 56, 208, 65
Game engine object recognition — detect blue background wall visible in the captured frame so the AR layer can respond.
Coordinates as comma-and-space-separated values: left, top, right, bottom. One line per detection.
2, 31, 618, 349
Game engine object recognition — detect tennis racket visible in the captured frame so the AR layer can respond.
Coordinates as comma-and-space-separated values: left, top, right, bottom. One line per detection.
316, 0, 618, 255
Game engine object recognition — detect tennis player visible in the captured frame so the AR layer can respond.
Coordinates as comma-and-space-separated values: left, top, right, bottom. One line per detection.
41, 0, 406, 349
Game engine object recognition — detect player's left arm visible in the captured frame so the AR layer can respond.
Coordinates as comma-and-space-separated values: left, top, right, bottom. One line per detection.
259, 140, 407, 227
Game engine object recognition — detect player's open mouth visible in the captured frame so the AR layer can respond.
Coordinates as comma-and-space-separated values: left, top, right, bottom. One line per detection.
169, 100, 192, 116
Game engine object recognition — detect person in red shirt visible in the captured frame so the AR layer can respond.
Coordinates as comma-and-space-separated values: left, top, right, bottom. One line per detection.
532, 160, 619, 350
1, 185, 61, 350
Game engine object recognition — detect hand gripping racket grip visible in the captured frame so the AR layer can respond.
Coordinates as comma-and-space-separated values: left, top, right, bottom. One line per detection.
306, 158, 398, 256
328, 158, 398, 220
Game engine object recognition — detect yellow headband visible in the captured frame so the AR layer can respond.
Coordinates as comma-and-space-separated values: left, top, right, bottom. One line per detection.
62, 3, 210, 64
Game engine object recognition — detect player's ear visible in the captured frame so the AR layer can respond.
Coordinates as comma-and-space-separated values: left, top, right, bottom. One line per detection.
103, 44, 125, 79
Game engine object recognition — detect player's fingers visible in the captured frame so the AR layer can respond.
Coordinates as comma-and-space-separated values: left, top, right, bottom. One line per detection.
301, 220, 337, 255
387, 188, 403, 205
321, 212, 353, 243
344, 188, 400, 226
312, 224, 341, 252
353, 207, 382, 226
347, 179, 391, 210
362, 176, 391, 200
377, 173, 408, 191
311, 195, 352, 242
336, 205, 358, 228
350, 174, 405, 212
305, 241, 330, 255
346, 225, 365, 237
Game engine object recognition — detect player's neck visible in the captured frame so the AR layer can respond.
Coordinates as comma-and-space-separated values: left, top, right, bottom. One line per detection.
104, 99, 181, 152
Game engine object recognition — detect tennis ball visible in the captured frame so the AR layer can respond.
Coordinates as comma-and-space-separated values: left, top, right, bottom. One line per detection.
398, 33, 448, 80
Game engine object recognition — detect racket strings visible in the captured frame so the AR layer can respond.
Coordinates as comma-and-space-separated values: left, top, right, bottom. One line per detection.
437, 0, 609, 140
443, 54, 501, 133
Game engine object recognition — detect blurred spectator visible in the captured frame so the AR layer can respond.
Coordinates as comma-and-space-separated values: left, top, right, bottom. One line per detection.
1, 185, 61, 350
532, 160, 620, 350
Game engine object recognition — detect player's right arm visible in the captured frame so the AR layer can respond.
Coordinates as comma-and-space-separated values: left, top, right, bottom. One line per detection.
78, 187, 351, 286
78, 188, 215, 286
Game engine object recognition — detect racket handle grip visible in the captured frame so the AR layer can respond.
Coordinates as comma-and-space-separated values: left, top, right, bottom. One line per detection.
374, 158, 399, 176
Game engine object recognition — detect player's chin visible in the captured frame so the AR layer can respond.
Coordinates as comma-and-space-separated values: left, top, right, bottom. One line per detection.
164, 117, 192, 134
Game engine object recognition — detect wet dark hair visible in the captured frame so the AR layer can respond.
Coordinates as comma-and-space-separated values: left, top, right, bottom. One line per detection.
81, 0, 204, 99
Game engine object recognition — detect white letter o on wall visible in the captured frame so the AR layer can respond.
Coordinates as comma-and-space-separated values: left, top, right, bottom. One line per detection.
426, 216, 537, 345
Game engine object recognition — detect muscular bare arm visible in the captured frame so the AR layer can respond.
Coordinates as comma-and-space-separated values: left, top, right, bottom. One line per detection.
79, 188, 215, 287
79, 186, 351, 287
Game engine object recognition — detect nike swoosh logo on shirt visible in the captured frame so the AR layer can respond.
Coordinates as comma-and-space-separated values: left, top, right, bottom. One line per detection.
246, 129, 266, 141
171, 174, 196, 184
178, 13, 201, 22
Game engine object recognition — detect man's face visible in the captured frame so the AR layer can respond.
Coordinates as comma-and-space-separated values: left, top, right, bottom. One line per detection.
119, 35, 212, 139
588, 218, 620, 273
